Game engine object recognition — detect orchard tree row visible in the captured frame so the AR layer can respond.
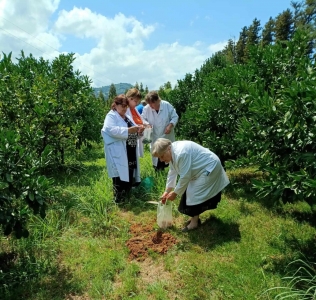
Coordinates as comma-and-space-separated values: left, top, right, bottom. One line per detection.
164, 0, 316, 204
0, 52, 105, 237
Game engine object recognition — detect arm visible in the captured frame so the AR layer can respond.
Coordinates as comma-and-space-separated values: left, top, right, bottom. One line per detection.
160, 164, 177, 203
141, 105, 149, 123
173, 153, 192, 196
103, 113, 138, 138
168, 103, 179, 127
164, 103, 179, 134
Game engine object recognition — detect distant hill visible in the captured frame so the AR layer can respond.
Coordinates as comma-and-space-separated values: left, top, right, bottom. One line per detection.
93, 83, 133, 98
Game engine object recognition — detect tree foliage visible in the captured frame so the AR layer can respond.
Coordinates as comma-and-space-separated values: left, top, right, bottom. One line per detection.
166, 3, 316, 204
108, 83, 117, 100
0, 52, 104, 237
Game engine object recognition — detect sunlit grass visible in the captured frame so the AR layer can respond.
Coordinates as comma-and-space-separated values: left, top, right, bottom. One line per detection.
1, 144, 316, 299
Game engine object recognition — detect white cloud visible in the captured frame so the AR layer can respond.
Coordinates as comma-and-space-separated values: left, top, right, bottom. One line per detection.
54, 8, 155, 42
0, 0, 61, 58
208, 41, 227, 53
0, 1, 226, 90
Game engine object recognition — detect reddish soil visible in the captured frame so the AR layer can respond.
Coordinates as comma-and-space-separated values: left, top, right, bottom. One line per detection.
126, 223, 177, 261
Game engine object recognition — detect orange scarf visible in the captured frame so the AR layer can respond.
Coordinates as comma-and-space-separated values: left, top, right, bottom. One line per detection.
131, 108, 143, 125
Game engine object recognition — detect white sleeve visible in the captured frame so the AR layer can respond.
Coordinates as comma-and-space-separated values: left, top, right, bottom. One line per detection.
168, 103, 179, 126
166, 163, 178, 189
173, 153, 192, 196
141, 105, 149, 123
102, 113, 128, 140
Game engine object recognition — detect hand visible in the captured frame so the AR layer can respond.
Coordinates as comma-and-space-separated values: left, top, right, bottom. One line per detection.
164, 124, 173, 134
128, 126, 139, 134
160, 191, 169, 204
166, 191, 177, 201
138, 125, 145, 134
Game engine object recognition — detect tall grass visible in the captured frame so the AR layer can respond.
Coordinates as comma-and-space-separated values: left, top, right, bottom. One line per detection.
264, 258, 316, 299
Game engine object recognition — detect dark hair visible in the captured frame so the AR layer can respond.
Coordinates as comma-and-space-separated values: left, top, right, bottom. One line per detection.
111, 94, 128, 110
145, 91, 160, 104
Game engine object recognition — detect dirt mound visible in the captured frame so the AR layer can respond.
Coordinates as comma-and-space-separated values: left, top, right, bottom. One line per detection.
126, 223, 177, 261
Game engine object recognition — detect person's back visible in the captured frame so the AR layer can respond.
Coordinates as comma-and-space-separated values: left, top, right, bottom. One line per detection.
136, 104, 143, 114
136, 100, 147, 114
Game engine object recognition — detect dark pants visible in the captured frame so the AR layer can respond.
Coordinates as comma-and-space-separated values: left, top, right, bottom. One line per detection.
112, 168, 134, 203
154, 159, 169, 171
178, 191, 222, 217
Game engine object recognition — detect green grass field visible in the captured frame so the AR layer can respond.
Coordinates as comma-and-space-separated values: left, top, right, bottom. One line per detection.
1, 145, 315, 300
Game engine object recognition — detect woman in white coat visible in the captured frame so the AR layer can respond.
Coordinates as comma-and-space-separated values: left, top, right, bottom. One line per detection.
152, 138, 230, 231
141, 91, 179, 171
101, 94, 144, 203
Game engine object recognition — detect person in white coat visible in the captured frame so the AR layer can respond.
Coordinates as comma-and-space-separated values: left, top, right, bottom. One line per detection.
152, 138, 230, 232
141, 91, 179, 171
101, 94, 144, 203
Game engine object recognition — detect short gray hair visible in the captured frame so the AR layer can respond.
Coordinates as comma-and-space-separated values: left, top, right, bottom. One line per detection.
152, 138, 172, 157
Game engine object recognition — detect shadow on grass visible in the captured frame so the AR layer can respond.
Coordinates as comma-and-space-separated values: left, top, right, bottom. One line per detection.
0, 253, 82, 300
118, 176, 163, 215
79, 144, 104, 162
226, 172, 316, 228
225, 182, 257, 202
274, 199, 316, 228
263, 235, 316, 278
52, 164, 105, 187
183, 217, 241, 251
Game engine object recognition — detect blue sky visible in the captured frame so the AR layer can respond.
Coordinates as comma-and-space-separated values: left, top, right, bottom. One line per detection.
0, 0, 293, 90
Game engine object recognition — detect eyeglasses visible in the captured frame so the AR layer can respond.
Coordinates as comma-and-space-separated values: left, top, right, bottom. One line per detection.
115, 102, 128, 108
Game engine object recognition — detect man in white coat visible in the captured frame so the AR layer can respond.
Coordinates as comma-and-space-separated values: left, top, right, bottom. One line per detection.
141, 91, 179, 171
152, 138, 230, 231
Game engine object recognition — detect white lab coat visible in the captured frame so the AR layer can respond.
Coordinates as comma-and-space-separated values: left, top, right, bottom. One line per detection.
101, 110, 141, 183
126, 107, 149, 158
141, 100, 179, 166
166, 141, 230, 205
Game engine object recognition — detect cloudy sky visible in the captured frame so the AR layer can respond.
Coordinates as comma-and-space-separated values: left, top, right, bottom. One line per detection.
0, 0, 292, 90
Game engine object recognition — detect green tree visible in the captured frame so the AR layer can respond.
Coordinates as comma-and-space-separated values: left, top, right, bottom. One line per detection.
139, 82, 144, 93
108, 83, 117, 100
134, 82, 139, 90
261, 17, 275, 46
275, 9, 294, 42
222, 38, 236, 64
292, 0, 316, 57
164, 81, 172, 89
236, 26, 248, 63
247, 18, 261, 45
244, 18, 262, 60
0, 51, 104, 238
98, 90, 105, 102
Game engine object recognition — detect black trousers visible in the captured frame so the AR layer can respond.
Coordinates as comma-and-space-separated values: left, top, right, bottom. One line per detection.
154, 159, 169, 171
178, 191, 222, 217
112, 168, 134, 203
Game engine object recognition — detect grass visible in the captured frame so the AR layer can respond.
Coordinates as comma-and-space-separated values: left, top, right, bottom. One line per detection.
1, 144, 316, 300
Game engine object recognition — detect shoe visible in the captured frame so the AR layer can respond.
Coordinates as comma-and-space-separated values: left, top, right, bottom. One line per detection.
181, 225, 198, 232
182, 219, 201, 232
185, 218, 201, 226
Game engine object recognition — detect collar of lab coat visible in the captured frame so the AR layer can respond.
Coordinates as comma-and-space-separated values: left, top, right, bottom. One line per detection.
113, 109, 136, 126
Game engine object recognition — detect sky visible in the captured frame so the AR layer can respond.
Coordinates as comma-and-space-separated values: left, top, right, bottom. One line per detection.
0, 0, 294, 90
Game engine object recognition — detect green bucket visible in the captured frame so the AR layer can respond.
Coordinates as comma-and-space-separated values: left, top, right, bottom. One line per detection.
139, 176, 154, 192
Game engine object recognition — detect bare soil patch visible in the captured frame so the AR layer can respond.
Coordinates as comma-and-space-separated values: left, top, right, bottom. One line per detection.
126, 222, 177, 261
